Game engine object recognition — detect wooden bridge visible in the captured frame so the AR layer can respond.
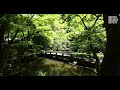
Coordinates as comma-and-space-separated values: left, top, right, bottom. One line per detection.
38, 51, 96, 70
37, 50, 97, 73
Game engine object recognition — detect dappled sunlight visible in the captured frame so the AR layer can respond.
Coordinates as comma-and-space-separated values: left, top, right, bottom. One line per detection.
0, 14, 107, 76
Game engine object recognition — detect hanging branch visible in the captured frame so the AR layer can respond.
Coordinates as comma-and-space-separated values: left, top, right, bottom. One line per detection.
7, 14, 36, 45
9, 31, 39, 44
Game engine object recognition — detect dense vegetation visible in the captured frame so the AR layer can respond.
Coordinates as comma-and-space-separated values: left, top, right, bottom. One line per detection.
0, 14, 119, 76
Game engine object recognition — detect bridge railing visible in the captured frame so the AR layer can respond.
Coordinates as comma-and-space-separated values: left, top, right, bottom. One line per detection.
45, 51, 74, 55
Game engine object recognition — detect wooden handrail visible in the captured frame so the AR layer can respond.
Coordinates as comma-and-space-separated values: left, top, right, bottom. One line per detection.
45, 51, 74, 53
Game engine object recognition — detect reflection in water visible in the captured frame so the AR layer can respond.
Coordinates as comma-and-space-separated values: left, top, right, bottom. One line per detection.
21, 58, 97, 76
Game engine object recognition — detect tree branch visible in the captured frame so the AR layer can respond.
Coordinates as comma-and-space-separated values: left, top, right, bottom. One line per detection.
29, 14, 35, 20
92, 14, 98, 18
76, 14, 100, 74
21, 30, 24, 37
27, 14, 35, 26
76, 14, 100, 30
8, 31, 39, 44
26, 14, 35, 36
90, 44, 100, 74
91, 15, 100, 29
76, 14, 88, 30
10, 29, 20, 43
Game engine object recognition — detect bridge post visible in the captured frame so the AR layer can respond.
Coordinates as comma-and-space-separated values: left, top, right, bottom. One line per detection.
56, 53, 57, 59
44, 51, 46, 57
50, 52, 53, 59
62, 53, 64, 61
69, 54, 72, 62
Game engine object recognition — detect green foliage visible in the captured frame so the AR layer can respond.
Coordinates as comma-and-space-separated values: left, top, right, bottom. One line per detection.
0, 14, 106, 76
32, 34, 51, 50
66, 14, 106, 54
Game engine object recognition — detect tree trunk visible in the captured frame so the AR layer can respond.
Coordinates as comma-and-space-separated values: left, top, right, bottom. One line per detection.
90, 44, 100, 74
0, 23, 6, 73
0, 14, 5, 59
0, 14, 9, 74
100, 14, 120, 76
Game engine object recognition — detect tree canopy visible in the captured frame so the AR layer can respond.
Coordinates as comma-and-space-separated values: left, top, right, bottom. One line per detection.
1, 14, 116, 76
